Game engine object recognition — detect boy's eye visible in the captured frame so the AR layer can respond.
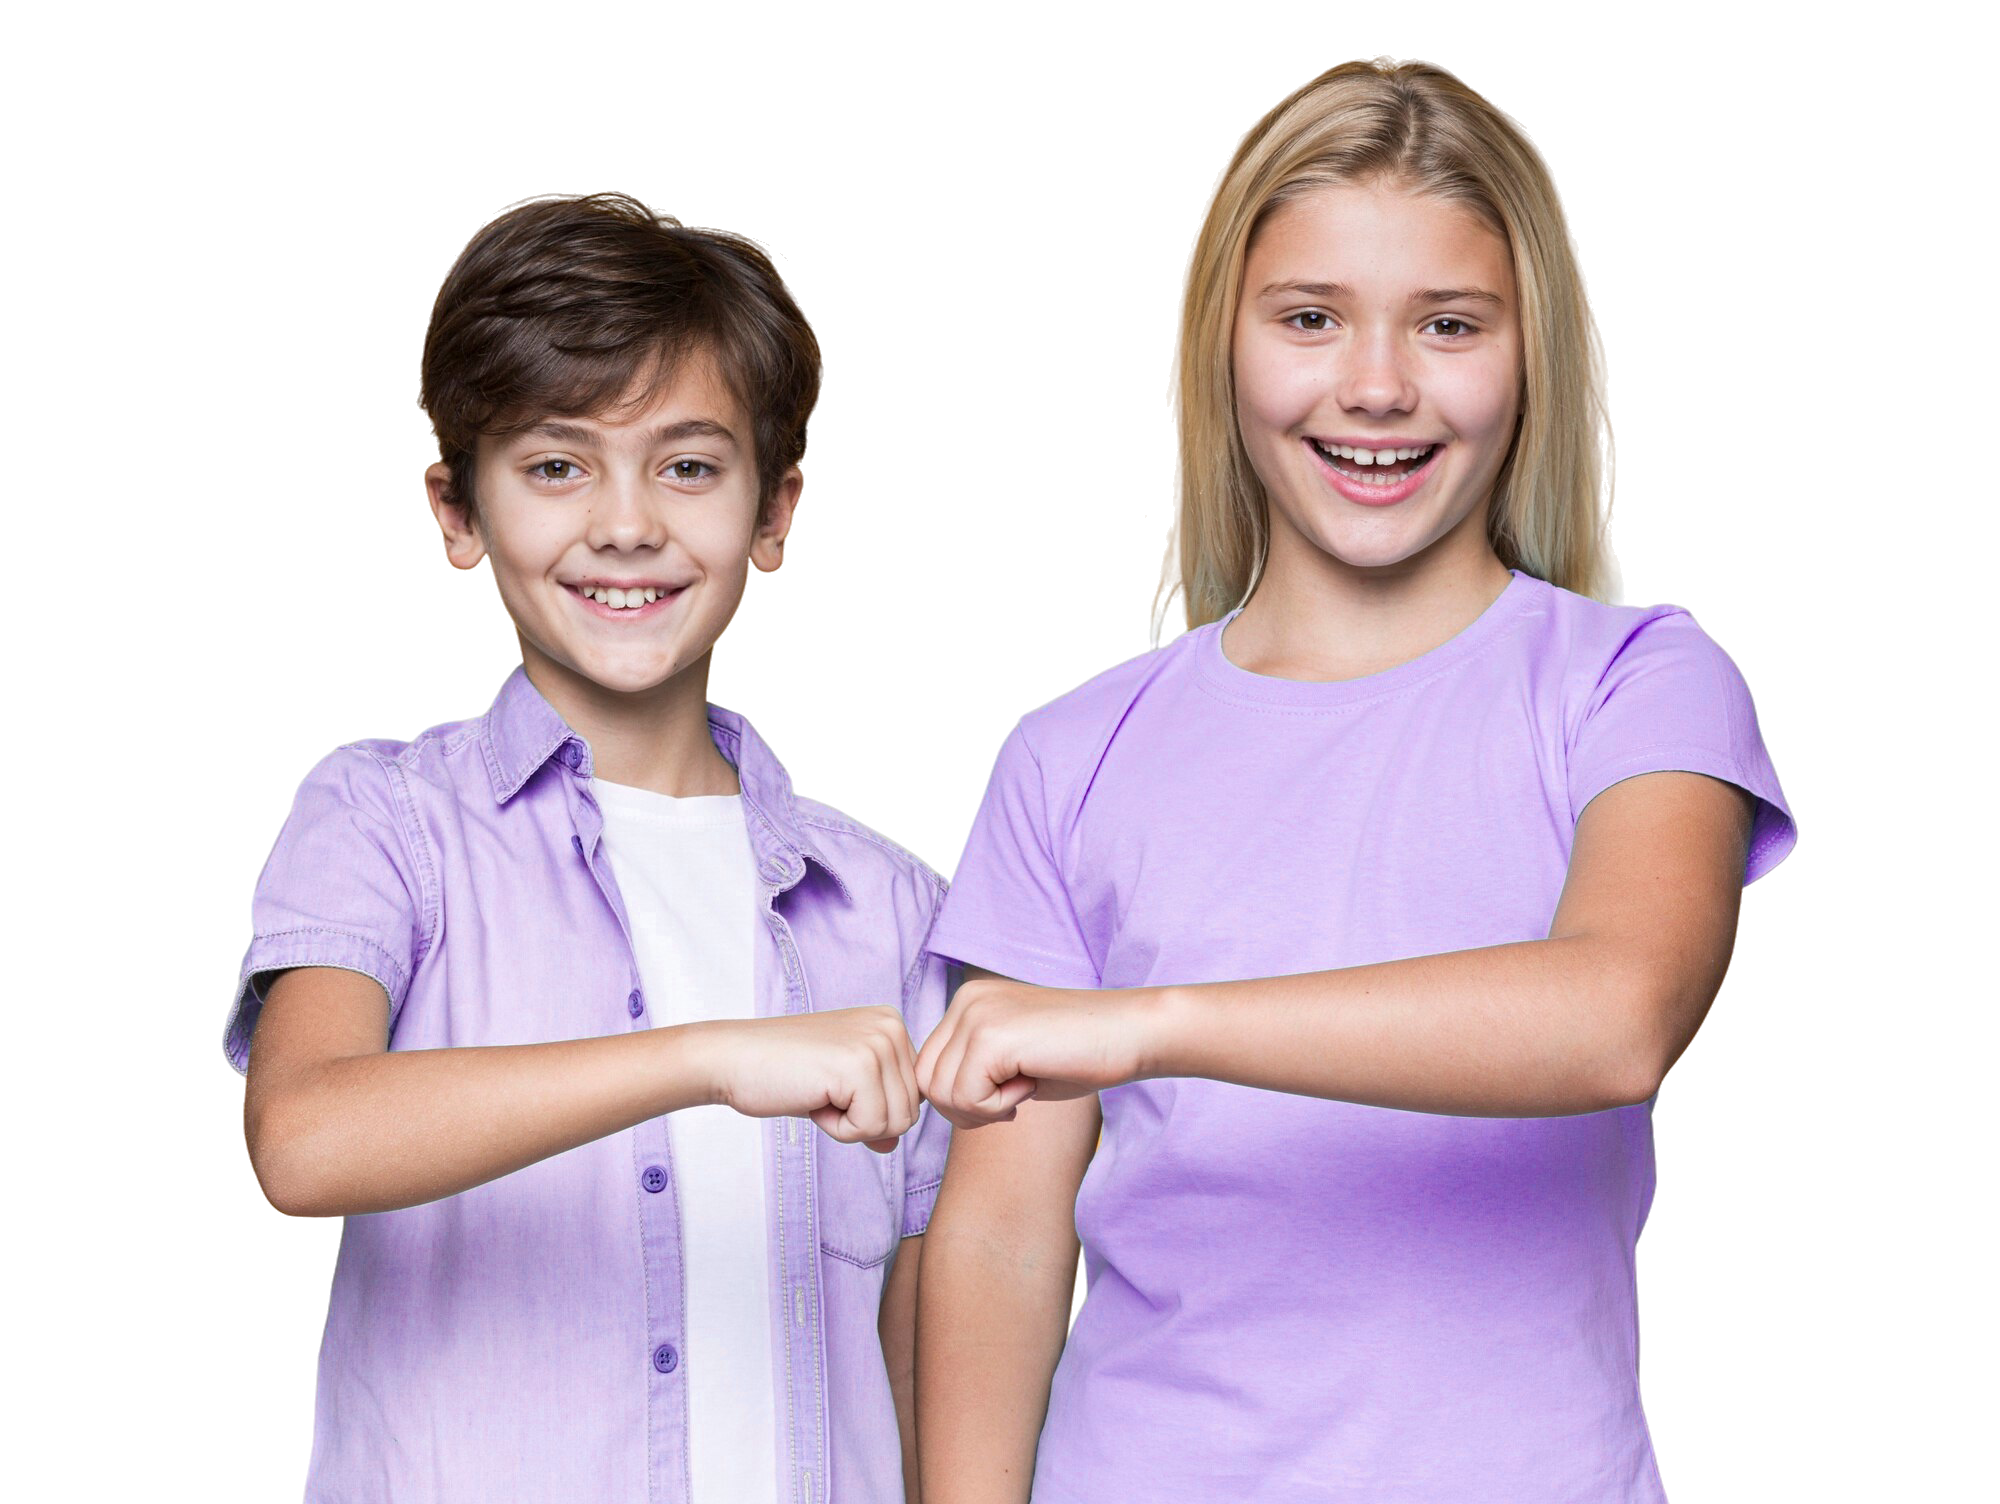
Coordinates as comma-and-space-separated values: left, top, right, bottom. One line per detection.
1289, 310, 1333, 332
668, 459, 715, 481
532, 458, 579, 481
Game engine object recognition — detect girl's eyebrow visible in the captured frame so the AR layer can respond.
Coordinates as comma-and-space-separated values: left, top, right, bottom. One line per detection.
1258, 279, 1351, 301
1414, 287, 1506, 309
1254, 280, 1506, 310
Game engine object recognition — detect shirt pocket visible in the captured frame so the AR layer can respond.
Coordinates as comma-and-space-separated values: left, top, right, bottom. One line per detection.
815, 1136, 900, 1268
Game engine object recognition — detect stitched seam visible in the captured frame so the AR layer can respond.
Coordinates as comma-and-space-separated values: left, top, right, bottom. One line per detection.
376, 751, 440, 979
798, 810, 942, 885
244, 930, 409, 995
818, 1242, 891, 1270
899, 872, 949, 1012
1015, 723, 1102, 981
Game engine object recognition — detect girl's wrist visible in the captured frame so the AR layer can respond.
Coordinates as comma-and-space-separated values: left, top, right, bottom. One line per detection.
1129, 985, 1200, 1081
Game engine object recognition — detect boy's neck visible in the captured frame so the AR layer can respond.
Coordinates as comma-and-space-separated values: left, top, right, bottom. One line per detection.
518, 642, 741, 798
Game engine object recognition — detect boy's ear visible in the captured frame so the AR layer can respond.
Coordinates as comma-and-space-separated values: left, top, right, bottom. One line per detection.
750, 466, 804, 574
426, 462, 486, 571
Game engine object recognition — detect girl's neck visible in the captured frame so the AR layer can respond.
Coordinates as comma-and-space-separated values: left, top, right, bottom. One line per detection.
518, 643, 741, 797
1226, 524, 1513, 684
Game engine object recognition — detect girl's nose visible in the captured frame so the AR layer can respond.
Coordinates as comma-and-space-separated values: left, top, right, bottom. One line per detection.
1335, 332, 1420, 417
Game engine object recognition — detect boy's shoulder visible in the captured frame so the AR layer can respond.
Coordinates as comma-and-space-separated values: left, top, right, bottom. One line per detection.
792, 793, 947, 904
289, 708, 498, 811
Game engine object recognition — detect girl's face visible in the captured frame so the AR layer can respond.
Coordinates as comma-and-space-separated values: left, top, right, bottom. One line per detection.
1231, 181, 1522, 578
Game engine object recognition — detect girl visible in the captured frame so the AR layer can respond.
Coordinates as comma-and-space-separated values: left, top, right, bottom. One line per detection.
913, 60, 1794, 1503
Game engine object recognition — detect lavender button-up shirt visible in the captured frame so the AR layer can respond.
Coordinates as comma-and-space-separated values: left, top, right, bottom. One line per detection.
226, 667, 952, 1504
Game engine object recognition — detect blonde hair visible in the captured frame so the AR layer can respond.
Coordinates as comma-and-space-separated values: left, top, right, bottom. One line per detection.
1163, 58, 1616, 631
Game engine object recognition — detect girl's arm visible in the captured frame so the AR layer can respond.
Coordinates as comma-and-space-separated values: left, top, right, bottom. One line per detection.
917, 1024, 1099, 1504
919, 771, 1753, 1122
244, 967, 921, 1216
879, 1235, 924, 1501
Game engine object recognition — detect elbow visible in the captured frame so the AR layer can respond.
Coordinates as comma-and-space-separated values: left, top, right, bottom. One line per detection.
1588, 973, 1682, 1111
246, 1096, 343, 1218
1595, 1049, 1666, 1111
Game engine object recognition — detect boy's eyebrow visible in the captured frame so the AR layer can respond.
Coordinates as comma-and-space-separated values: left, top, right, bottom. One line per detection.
521, 418, 739, 448
1256, 280, 1506, 309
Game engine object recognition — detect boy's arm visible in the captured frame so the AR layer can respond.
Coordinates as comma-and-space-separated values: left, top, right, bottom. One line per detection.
921, 772, 1754, 1122
879, 1234, 923, 1500
244, 967, 921, 1217
917, 985, 1099, 1504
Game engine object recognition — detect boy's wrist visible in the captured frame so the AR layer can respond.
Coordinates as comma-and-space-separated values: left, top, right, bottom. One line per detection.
668, 1020, 736, 1110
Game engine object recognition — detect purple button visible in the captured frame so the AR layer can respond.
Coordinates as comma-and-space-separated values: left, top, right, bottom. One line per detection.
652, 1343, 678, 1374
627, 989, 644, 1018
570, 834, 585, 857
642, 1164, 667, 1193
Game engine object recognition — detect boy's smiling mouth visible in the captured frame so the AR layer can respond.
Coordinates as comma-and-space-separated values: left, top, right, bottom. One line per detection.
564, 580, 689, 615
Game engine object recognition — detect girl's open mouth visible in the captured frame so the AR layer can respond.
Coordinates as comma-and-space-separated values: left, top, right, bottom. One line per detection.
1305, 438, 1442, 505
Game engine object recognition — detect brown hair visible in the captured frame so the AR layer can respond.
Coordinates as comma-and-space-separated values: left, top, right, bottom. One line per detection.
1165, 59, 1615, 630
420, 193, 821, 522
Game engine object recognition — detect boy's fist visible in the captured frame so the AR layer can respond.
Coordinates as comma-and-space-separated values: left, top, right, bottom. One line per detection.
696, 1006, 921, 1153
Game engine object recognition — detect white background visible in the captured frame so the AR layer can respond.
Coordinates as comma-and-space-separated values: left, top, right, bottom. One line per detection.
7, 2, 1990, 1498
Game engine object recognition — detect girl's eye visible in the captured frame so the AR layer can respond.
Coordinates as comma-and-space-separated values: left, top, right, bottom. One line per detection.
1289, 310, 1333, 332
668, 459, 715, 481
531, 458, 580, 482
1425, 317, 1475, 338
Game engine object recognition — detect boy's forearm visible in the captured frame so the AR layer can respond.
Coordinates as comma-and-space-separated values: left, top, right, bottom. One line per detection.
916, 1208, 1075, 1504
249, 1024, 725, 1216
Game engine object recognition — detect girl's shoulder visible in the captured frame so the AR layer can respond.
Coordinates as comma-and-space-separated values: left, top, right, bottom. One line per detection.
1525, 573, 1754, 706
1009, 626, 1212, 772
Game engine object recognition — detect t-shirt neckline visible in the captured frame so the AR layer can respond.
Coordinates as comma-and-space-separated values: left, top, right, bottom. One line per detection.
1197, 568, 1541, 710
589, 778, 746, 828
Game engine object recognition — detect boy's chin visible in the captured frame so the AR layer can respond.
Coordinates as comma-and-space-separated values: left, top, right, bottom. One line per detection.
527, 636, 714, 702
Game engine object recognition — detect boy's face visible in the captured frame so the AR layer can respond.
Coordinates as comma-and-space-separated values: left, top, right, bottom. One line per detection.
427, 355, 799, 702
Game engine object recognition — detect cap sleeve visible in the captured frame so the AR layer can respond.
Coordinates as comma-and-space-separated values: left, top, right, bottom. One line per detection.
223, 747, 431, 1072
1568, 610, 1797, 885
925, 721, 1101, 987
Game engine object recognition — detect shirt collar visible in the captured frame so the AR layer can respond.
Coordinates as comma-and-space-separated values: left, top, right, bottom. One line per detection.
479, 665, 850, 898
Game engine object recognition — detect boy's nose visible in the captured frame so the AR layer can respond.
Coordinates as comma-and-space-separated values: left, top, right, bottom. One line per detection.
585, 479, 669, 552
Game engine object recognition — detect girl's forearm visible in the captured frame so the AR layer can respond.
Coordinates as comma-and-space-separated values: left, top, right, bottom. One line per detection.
916, 1197, 1076, 1503
249, 1025, 723, 1216
880, 1236, 923, 1501
1143, 934, 1668, 1117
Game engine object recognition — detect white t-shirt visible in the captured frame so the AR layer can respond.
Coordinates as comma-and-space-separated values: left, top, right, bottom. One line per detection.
593, 779, 779, 1504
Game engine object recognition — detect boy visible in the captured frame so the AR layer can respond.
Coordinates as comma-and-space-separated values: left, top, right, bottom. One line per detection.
226, 194, 948, 1503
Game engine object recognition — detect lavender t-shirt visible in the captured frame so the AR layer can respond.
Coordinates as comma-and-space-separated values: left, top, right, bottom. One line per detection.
926, 570, 1795, 1503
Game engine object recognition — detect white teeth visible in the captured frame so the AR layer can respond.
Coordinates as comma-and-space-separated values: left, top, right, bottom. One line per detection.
1319, 442, 1432, 463
583, 586, 664, 609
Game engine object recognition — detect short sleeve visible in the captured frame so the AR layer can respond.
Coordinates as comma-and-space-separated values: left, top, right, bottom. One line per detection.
223, 747, 429, 1073
925, 721, 1101, 988
898, 891, 956, 1237
1568, 610, 1797, 885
